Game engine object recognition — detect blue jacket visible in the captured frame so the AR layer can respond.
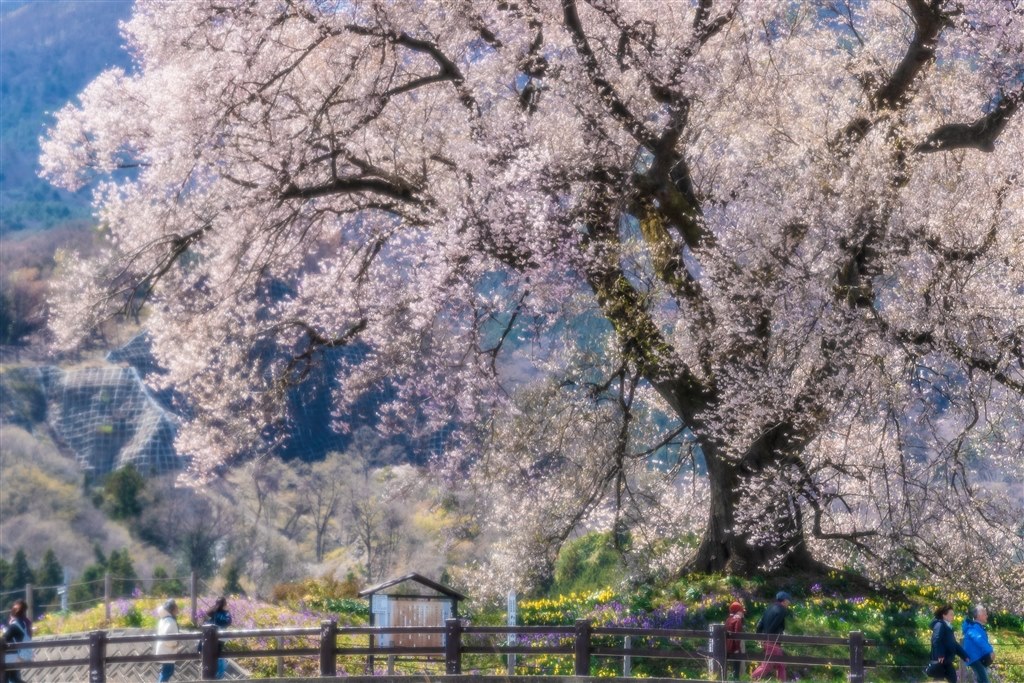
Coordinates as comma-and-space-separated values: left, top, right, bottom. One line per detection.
209, 609, 232, 629
961, 619, 993, 665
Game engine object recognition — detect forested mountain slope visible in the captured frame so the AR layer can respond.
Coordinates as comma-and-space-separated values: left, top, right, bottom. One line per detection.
0, 0, 131, 232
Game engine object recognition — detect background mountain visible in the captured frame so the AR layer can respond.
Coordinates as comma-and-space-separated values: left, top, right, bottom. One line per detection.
0, 0, 132, 233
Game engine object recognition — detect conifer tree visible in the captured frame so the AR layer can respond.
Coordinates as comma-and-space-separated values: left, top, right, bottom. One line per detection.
9, 549, 33, 602
34, 549, 64, 612
150, 566, 185, 597
107, 549, 138, 597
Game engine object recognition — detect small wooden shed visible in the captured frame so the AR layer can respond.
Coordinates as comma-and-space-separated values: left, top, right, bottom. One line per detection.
359, 573, 467, 647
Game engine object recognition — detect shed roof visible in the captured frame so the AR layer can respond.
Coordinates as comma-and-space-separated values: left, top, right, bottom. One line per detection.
358, 572, 468, 601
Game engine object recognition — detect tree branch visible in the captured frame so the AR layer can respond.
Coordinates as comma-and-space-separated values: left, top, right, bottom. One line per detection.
915, 87, 1024, 153
832, 0, 948, 149
561, 0, 658, 149
280, 176, 420, 203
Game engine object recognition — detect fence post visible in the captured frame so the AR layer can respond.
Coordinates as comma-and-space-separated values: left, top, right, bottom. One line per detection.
623, 635, 632, 677
445, 617, 462, 674
60, 568, 70, 612
710, 623, 727, 681
104, 573, 111, 623
320, 618, 338, 677
89, 629, 107, 683
201, 624, 219, 679
849, 630, 865, 683
190, 571, 198, 627
1, 633, 7, 678
25, 584, 33, 618
574, 619, 591, 677
277, 636, 285, 677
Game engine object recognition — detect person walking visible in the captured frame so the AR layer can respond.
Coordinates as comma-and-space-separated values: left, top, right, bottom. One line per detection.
155, 599, 180, 682
2, 601, 31, 683
9, 602, 31, 640
751, 592, 791, 681
203, 596, 233, 679
929, 604, 968, 683
962, 604, 995, 683
725, 600, 746, 680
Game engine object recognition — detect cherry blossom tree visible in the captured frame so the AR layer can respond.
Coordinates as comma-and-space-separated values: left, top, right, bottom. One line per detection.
41, 0, 1023, 603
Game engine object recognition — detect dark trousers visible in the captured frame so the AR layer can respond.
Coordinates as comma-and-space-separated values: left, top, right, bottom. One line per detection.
969, 661, 990, 683
729, 658, 742, 679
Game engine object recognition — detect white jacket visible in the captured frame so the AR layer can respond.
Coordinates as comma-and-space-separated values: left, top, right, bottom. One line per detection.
154, 607, 179, 662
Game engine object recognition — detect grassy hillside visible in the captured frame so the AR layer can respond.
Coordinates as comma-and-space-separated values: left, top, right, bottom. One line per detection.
480, 575, 1024, 682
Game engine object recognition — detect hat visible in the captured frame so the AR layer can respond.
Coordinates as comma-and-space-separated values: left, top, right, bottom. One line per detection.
729, 601, 744, 614
162, 599, 178, 612
775, 591, 792, 602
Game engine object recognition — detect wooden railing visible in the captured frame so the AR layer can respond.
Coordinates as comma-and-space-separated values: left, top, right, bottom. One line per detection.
0, 619, 874, 682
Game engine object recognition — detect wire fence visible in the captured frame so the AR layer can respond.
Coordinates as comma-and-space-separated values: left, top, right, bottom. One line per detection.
0, 571, 199, 622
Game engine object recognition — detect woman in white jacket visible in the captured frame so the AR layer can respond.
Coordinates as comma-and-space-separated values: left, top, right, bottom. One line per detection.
154, 599, 180, 682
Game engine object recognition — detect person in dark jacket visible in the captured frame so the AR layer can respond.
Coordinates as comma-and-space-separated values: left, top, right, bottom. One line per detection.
2, 602, 31, 683
9, 602, 30, 640
930, 604, 968, 683
751, 592, 791, 680
204, 596, 233, 679
962, 604, 994, 683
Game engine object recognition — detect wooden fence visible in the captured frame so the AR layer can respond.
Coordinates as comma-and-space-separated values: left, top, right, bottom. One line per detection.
0, 619, 874, 682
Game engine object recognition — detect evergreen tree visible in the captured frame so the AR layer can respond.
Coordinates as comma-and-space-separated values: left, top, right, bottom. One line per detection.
69, 544, 107, 606
68, 563, 105, 606
222, 559, 245, 596
34, 549, 64, 612
9, 549, 33, 601
0, 557, 11, 594
107, 548, 137, 597
102, 464, 146, 520
150, 566, 185, 597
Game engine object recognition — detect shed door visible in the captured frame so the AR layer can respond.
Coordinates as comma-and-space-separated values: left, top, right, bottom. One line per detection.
391, 599, 444, 647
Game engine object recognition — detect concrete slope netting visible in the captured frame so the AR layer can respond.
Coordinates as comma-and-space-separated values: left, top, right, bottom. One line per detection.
40, 366, 183, 478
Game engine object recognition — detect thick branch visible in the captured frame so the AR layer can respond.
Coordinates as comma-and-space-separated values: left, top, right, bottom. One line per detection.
874, 0, 946, 109
344, 23, 478, 113
280, 176, 419, 203
915, 87, 1023, 153
692, 0, 737, 46
579, 178, 711, 415
832, 0, 947, 149
561, 0, 658, 149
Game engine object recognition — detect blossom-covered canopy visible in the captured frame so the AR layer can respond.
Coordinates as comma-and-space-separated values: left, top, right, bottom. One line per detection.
42, 0, 1023, 605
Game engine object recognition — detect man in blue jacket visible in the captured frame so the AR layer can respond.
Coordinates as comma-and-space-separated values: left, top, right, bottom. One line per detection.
962, 604, 995, 683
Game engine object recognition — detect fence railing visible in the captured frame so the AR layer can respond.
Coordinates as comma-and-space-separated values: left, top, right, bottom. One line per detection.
0, 619, 874, 682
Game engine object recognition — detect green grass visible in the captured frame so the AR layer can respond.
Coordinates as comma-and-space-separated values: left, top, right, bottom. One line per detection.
463, 575, 1024, 682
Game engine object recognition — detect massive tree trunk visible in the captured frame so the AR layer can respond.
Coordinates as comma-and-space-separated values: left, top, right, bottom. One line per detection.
692, 441, 821, 574
656, 380, 822, 575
